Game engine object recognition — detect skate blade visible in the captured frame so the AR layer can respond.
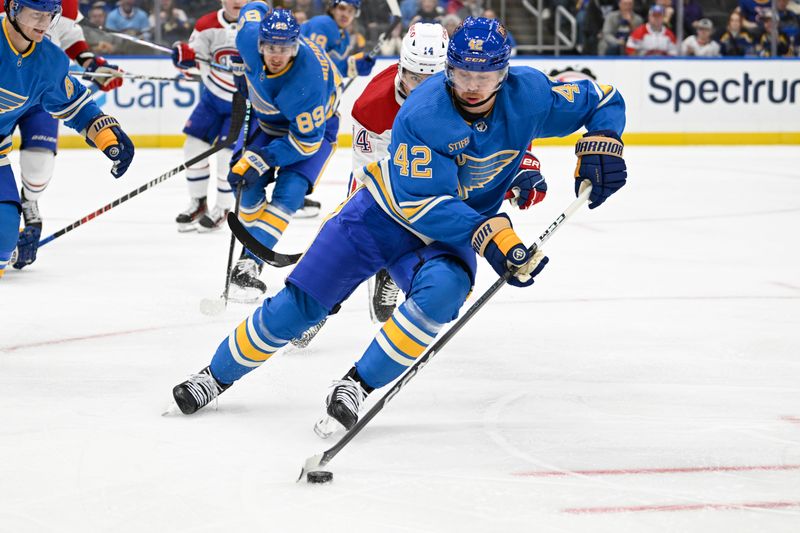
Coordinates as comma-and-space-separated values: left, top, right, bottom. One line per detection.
162, 401, 182, 416
227, 285, 264, 304
177, 222, 198, 233
313, 415, 343, 439
200, 297, 226, 316
197, 222, 224, 234
293, 207, 320, 219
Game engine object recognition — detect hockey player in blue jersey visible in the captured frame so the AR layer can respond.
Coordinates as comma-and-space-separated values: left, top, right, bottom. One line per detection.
300, 0, 375, 80
170, 17, 627, 427
0, 0, 134, 280
221, 4, 341, 301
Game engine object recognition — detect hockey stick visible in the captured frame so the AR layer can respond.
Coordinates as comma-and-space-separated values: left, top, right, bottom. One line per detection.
37, 92, 246, 247
226, 213, 302, 268
80, 71, 201, 83
297, 185, 593, 481
80, 22, 231, 72
199, 101, 254, 315
340, 0, 403, 93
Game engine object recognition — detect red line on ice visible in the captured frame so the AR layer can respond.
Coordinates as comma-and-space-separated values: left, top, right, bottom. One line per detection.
0, 323, 206, 352
513, 464, 800, 477
563, 500, 800, 514
781, 416, 800, 426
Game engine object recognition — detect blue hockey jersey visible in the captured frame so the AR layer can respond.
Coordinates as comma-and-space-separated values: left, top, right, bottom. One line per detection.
300, 14, 354, 78
354, 67, 626, 248
0, 17, 101, 160
237, 3, 341, 168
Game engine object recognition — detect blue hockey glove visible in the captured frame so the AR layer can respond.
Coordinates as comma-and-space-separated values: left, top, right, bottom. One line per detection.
77, 52, 124, 92
12, 224, 41, 269
574, 130, 627, 209
471, 213, 549, 288
85, 115, 135, 178
171, 41, 197, 70
504, 152, 547, 210
230, 54, 248, 98
347, 52, 375, 77
228, 149, 271, 188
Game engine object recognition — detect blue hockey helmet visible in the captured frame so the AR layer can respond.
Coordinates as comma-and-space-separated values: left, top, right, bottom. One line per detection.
447, 17, 510, 73
6, 0, 62, 39
258, 8, 301, 52
330, 0, 361, 10
6, 0, 62, 16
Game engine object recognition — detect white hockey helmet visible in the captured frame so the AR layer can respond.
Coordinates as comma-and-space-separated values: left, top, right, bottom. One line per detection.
400, 22, 449, 76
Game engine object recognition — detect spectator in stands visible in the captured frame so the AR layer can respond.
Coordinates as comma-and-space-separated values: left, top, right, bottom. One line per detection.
737, 0, 770, 32
440, 13, 461, 37
653, 0, 675, 28
578, 0, 617, 55
677, 0, 704, 36
681, 17, 720, 55
718, 10, 755, 55
106, 0, 151, 39
294, 10, 309, 25
599, 0, 643, 55
626, 4, 678, 54
481, 8, 517, 56
87, 1, 107, 27
150, 0, 191, 45
756, 9, 793, 55
776, 0, 800, 47
448, 0, 483, 19
412, 0, 445, 24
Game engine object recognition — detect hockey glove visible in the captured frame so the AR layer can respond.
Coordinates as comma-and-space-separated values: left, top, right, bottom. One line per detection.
472, 213, 548, 288
171, 41, 197, 70
228, 149, 271, 188
574, 130, 627, 209
12, 224, 41, 269
78, 52, 123, 92
347, 52, 376, 78
85, 115, 135, 178
504, 152, 547, 209
230, 55, 248, 98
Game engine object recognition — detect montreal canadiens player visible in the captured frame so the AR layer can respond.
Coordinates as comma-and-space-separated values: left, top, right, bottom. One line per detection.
171, 0, 245, 233
170, 18, 627, 430
218, 4, 341, 301
0, 0, 134, 279
4, 0, 125, 270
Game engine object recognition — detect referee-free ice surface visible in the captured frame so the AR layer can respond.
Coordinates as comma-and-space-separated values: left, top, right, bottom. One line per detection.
2, 146, 799, 532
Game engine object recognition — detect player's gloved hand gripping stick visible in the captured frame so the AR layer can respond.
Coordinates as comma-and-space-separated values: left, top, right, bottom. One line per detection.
298, 185, 593, 482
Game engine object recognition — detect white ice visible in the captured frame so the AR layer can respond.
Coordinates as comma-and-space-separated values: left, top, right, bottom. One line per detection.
2, 146, 799, 532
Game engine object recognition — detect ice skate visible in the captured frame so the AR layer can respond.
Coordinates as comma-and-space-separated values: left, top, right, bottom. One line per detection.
294, 197, 321, 219
228, 256, 266, 302
172, 366, 231, 415
314, 368, 370, 438
290, 317, 327, 349
175, 196, 207, 232
369, 269, 399, 323
197, 204, 230, 233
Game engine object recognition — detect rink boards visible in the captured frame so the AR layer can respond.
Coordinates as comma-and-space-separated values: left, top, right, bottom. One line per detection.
14, 56, 800, 148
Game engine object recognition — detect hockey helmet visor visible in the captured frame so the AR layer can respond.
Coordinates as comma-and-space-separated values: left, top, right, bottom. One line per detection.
258, 8, 301, 56
8, 0, 62, 30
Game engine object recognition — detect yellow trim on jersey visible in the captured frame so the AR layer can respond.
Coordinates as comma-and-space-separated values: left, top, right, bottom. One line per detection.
288, 132, 322, 155
265, 58, 294, 78
2, 18, 36, 58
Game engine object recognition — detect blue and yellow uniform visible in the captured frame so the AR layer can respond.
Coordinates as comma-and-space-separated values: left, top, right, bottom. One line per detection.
300, 14, 354, 78
0, 15, 124, 277
232, 2, 341, 255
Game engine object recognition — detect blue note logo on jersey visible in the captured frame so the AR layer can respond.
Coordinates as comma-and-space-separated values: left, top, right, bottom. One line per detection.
0, 87, 28, 114
456, 150, 518, 199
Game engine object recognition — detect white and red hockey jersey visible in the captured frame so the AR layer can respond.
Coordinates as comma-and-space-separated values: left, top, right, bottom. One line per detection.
626, 23, 678, 56
349, 63, 404, 193
188, 10, 238, 102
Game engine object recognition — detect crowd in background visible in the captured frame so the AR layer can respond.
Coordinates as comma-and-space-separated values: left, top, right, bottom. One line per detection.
77, 0, 800, 57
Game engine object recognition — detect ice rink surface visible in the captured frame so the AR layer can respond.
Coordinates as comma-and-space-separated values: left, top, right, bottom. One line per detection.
2, 146, 799, 532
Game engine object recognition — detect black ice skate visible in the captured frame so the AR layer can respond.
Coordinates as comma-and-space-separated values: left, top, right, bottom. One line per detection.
20, 188, 42, 228
175, 196, 207, 232
172, 366, 231, 414
294, 197, 321, 219
197, 204, 230, 233
314, 368, 373, 438
369, 269, 400, 323
228, 255, 267, 303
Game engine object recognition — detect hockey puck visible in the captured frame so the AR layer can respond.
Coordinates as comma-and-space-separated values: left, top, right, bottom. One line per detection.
306, 471, 333, 484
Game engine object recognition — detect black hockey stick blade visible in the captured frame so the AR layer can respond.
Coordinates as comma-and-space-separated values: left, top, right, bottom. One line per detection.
226, 212, 302, 268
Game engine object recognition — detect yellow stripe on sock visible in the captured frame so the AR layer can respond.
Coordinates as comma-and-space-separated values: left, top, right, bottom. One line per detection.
382, 317, 427, 359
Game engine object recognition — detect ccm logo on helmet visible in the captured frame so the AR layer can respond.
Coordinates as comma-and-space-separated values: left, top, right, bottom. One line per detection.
465, 57, 488, 63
